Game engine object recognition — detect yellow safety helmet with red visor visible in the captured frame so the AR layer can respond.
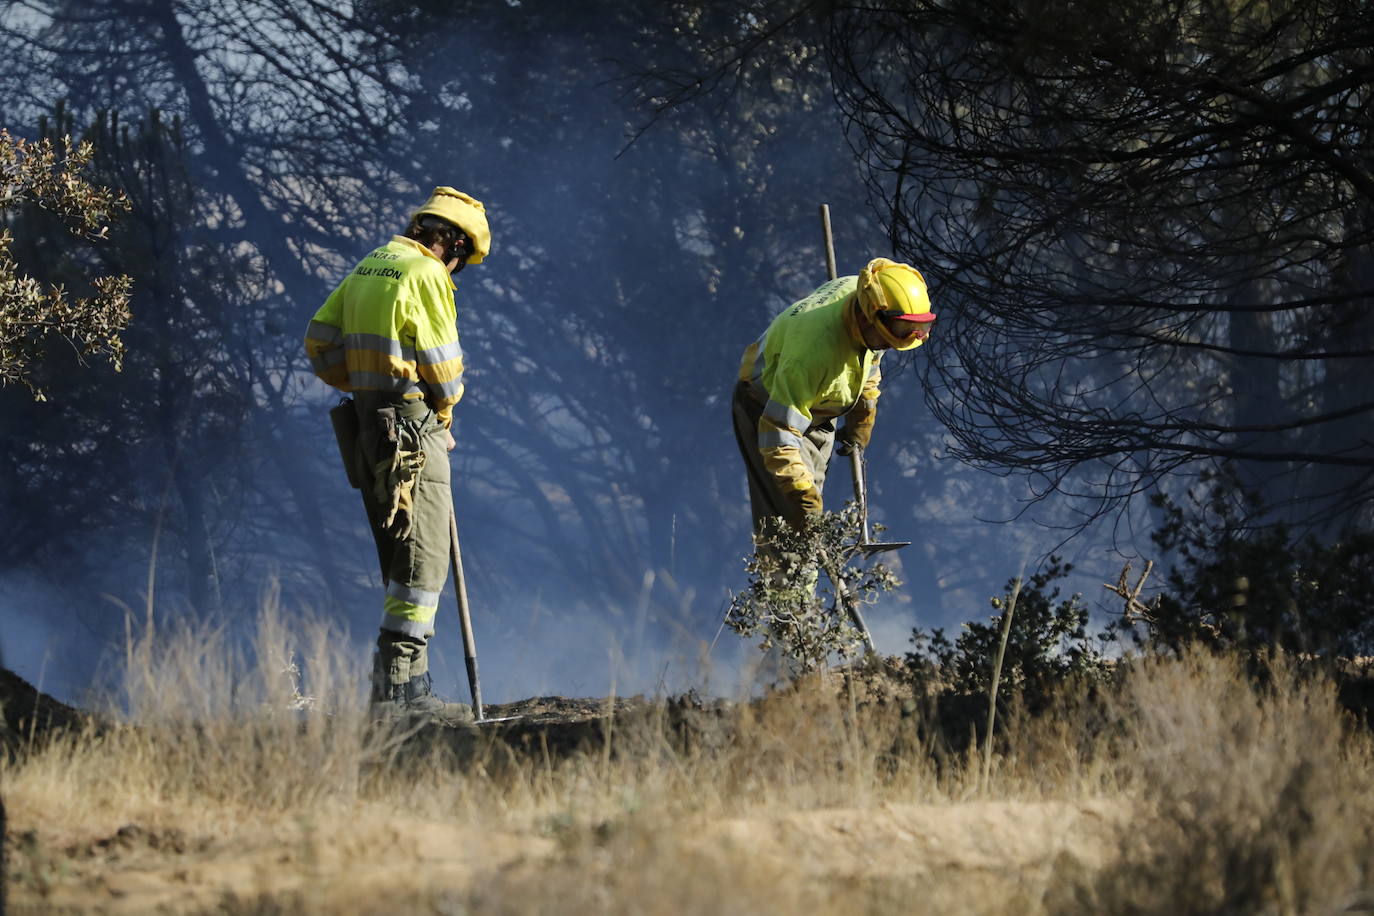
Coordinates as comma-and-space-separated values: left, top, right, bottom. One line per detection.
855, 257, 935, 350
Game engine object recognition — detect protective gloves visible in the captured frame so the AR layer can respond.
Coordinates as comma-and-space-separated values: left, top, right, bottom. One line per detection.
836, 429, 868, 457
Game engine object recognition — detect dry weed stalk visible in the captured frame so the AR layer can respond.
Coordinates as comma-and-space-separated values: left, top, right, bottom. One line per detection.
983, 573, 1024, 790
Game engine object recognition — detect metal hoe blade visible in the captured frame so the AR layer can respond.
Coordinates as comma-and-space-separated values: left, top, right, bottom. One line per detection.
858, 539, 911, 555
849, 445, 910, 556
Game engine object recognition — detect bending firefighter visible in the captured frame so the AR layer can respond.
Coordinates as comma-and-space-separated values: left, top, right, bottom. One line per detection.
304, 187, 491, 723
732, 258, 935, 575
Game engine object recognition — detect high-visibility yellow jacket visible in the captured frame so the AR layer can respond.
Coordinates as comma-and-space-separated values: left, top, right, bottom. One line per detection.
304, 236, 465, 426
738, 277, 882, 519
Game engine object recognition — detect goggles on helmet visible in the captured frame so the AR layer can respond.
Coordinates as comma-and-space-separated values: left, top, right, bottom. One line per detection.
878, 308, 935, 323
877, 311, 934, 346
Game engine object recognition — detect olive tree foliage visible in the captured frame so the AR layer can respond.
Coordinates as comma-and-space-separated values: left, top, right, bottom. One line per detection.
0, 126, 131, 397
630, 0, 1374, 533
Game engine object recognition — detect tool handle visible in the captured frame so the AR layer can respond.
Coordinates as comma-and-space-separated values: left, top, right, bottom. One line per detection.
820, 204, 838, 281
830, 564, 877, 655
849, 446, 871, 544
464, 655, 481, 715
449, 506, 484, 719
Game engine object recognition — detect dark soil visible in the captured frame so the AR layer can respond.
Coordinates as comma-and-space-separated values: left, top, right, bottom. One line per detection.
0, 665, 739, 765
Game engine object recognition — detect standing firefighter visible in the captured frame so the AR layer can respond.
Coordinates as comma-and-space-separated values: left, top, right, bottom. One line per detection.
732, 257, 935, 565
304, 187, 491, 723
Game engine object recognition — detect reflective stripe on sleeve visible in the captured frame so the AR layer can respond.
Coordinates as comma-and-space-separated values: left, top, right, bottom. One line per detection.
760, 428, 804, 451
416, 339, 462, 367
346, 332, 416, 363
422, 377, 464, 403
309, 347, 346, 374
763, 399, 809, 434
306, 320, 343, 345
415, 336, 464, 406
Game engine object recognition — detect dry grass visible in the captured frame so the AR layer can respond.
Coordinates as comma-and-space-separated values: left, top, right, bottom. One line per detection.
3, 601, 1373, 914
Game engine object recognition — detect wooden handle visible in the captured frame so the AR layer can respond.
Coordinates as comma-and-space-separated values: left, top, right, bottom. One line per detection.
449, 506, 483, 719
850, 447, 871, 544
820, 204, 837, 281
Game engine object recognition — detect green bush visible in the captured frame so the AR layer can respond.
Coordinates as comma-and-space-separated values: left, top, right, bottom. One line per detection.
907, 558, 1114, 707
1126, 469, 1374, 658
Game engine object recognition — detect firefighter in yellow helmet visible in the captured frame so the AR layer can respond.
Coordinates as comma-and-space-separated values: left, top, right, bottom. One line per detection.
732, 257, 934, 556
304, 187, 491, 724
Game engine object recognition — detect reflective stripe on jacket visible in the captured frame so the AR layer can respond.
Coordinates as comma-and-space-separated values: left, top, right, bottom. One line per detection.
304, 236, 465, 426
738, 276, 882, 519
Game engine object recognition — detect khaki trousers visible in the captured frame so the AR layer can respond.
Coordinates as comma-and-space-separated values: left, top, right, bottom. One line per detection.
730, 381, 834, 535
350, 393, 453, 681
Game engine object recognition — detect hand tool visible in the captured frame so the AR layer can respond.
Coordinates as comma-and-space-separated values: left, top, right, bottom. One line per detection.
448, 506, 484, 721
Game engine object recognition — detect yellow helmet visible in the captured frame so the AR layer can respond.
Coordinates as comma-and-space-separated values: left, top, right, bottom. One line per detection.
855, 257, 935, 351
411, 187, 492, 265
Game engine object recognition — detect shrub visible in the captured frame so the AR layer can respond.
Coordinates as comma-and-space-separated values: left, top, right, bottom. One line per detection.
907, 558, 1114, 708
726, 504, 901, 676
1129, 468, 1374, 658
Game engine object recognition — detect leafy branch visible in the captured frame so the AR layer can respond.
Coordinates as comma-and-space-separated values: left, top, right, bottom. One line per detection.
0, 128, 133, 398
727, 504, 901, 676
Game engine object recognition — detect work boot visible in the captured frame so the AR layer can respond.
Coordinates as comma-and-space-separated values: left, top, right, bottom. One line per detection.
370, 672, 474, 726
369, 653, 474, 727
369, 629, 475, 727
402, 672, 475, 725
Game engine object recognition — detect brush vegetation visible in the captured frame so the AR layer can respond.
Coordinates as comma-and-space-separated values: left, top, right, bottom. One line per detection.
3, 590, 1373, 914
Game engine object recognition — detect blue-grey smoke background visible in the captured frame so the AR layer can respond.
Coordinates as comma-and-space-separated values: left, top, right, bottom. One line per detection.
0, 1, 1133, 706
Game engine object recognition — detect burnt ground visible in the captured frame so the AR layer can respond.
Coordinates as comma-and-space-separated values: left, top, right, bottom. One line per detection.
0, 665, 742, 764
463, 690, 744, 763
